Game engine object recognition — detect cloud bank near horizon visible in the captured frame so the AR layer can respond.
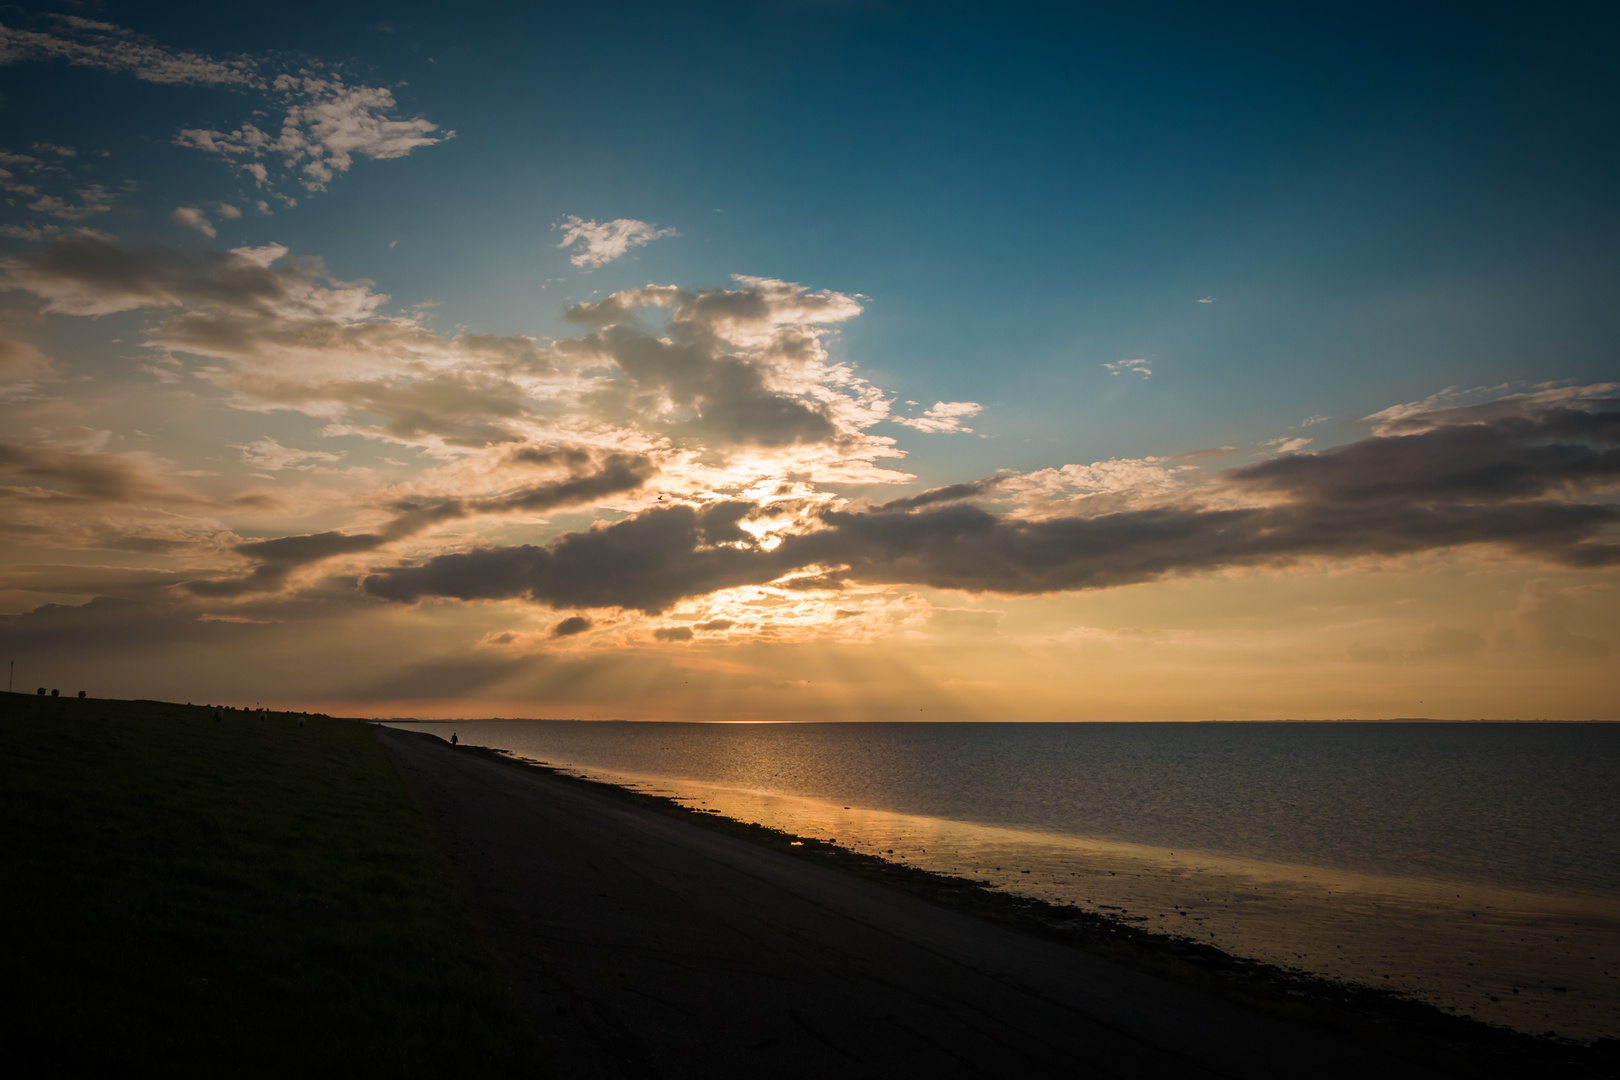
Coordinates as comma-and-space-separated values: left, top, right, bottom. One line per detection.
1, 228, 1615, 629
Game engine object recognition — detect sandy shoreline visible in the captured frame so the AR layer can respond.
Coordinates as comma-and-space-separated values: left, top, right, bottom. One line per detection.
375, 725, 1480, 1078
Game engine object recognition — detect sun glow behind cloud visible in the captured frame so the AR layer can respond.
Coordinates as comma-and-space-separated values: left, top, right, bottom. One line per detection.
0, 11, 1615, 720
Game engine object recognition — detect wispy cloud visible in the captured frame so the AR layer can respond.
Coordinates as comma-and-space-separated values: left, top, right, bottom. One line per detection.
0, 16, 261, 87
1102, 358, 1151, 378
555, 215, 678, 268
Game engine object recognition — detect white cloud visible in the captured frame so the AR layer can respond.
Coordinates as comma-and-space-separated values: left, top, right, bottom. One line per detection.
176, 77, 451, 194
1300, 414, 1329, 427
214, 203, 242, 220
555, 215, 678, 268
171, 206, 215, 238
1197, 296, 1215, 303
893, 400, 983, 433
0, 18, 449, 199
1102, 358, 1151, 378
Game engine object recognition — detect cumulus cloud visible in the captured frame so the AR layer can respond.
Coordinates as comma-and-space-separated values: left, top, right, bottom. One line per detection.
171, 206, 215, 238
892, 400, 983, 433
555, 216, 678, 268
177, 76, 451, 194
1, 240, 905, 483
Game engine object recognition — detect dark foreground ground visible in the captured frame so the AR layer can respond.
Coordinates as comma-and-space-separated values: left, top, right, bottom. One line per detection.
0, 693, 545, 1078
381, 725, 1608, 1080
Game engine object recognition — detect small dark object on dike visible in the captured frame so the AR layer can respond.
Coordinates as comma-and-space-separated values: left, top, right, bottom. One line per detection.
451, 733, 458, 747
50, 689, 58, 698
77, 691, 85, 699
36, 687, 44, 696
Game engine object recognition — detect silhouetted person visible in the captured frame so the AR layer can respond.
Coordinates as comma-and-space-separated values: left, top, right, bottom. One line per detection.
77, 691, 85, 699
451, 733, 458, 747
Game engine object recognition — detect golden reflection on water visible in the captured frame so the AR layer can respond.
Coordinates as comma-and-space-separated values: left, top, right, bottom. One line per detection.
551, 760, 1620, 1042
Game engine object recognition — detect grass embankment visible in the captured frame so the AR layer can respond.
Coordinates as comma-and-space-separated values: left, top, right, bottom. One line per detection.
0, 692, 547, 1078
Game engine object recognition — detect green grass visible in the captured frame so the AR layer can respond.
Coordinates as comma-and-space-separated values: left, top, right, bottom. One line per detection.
0, 691, 548, 1078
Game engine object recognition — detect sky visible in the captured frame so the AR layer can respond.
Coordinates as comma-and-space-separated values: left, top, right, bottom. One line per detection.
0, 0, 1615, 720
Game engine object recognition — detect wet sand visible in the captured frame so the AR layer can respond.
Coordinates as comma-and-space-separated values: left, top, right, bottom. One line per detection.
376, 726, 1442, 1079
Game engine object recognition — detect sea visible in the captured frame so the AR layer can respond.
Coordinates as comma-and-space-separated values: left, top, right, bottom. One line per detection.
381, 719, 1620, 1041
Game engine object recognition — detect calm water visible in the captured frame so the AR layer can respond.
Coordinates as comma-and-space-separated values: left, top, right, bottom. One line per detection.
386, 720, 1620, 1039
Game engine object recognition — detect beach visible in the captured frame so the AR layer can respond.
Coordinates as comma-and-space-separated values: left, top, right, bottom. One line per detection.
375, 725, 1455, 1079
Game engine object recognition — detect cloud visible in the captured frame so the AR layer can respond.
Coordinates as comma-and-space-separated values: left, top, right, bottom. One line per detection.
177, 76, 451, 194
28, 184, 112, 221
0, 17, 447, 199
362, 391, 1620, 613
1230, 405, 1620, 505
892, 400, 983, 433
555, 215, 678, 268
232, 437, 344, 472
171, 206, 215, 238
1501, 580, 1611, 658
2, 240, 904, 481
185, 449, 657, 595
0, 338, 60, 397
1102, 358, 1151, 378
551, 615, 592, 637
1364, 382, 1618, 436
0, 439, 232, 507
0, 17, 261, 87
653, 626, 694, 642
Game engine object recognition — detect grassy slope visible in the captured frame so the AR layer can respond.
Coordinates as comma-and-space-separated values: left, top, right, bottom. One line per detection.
0, 692, 547, 1078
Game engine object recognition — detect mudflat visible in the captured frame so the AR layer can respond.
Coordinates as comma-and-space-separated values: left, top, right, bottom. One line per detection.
376, 726, 1440, 1079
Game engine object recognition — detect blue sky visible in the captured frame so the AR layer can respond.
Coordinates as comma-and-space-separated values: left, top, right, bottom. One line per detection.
0, 2, 1615, 718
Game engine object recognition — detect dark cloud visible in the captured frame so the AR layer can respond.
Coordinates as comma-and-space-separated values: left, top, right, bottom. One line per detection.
187, 451, 655, 596
363, 502, 774, 612
587, 326, 840, 448
362, 398, 1620, 613
693, 618, 735, 631
0, 595, 267, 654
877, 476, 1006, 512
0, 232, 310, 316
653, 626, 694, 642
1229, 408, 1620, 505
551, 615, 592, 637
